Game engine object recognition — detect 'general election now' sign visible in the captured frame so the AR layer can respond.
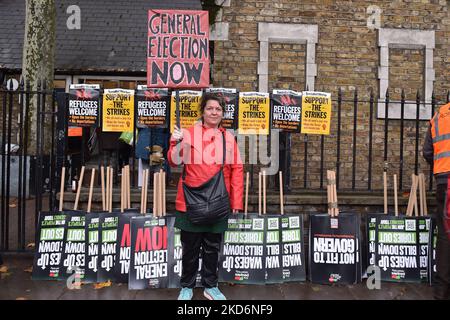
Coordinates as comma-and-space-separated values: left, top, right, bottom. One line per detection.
147, 10, 210, 88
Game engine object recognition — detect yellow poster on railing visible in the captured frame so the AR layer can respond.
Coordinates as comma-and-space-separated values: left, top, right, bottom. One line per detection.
237, 92, 270, 135
301, 92, 332, 135
102, 89, 135, 132
170, 90, 202, 132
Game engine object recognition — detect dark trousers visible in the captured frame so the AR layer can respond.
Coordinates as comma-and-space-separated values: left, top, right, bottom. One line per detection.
435, 184, 450, 299
180, 230, 222, 289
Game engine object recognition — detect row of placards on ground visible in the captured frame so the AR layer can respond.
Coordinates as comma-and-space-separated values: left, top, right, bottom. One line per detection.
68, 85, 331, 135
32, 211, 436, 287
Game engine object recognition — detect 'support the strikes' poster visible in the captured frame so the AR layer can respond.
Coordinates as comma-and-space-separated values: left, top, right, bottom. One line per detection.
128, 216, 169, 289
68, 84, 100, 127
114, 212, 140, 283
237, 92, 270, 135
97, 213, 119, 282
102, 89, 134, 132
136, 86, 170, 128
59, 211, 86, 280
281, 215, 306, 282
309, 213, 360, 285
147, 10, 210, 88
32, 212, 67, 280
84, 213, 100, 283
301, 92, 332, 135
271, 90, 302, 133
170, 90, 202, 132
205, 88, 238, 130
264, 216, 283, 284
373, 216, 432, 282
219, 213, 266, 284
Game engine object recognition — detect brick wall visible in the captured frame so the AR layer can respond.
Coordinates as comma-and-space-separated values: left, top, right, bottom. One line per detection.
212, 0, 450, 191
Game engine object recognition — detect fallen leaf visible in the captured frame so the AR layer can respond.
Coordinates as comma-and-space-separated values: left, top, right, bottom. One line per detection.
27, 243, 35, 249
23, 266, 33, 273
311, 286, 321, 292
1, 272, 11, 279
0, 266, 8, 273
93, 280, 111, 290
16, 297, 27, 300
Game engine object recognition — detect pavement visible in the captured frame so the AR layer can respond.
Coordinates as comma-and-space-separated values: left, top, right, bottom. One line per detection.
0, 254, 436, 300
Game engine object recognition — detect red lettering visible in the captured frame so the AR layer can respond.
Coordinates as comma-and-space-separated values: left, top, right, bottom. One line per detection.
152, 227, 163, 250
163, 226, 167, 249
135, 228, 152, 252
120, 224, 131, 247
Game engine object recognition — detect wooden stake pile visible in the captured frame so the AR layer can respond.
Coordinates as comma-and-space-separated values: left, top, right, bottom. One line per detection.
152, 169, 167, 217
327, 170, 339, 217
405, 173, 428, 217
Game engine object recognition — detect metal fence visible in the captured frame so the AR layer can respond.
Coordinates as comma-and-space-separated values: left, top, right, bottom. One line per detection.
0, 77, 449, 252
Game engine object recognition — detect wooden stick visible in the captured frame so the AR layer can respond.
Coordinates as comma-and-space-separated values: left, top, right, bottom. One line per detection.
245, 172, 249, 215
101, 166, 105, 211
418, 173, 424, 216
143, 169, 149, 215
258, 171, 262, 215
279, 171, 284, 215
87, 168, 95, 213
422, 174, 428, 216
73, 166, 85, 210
59, 167, 66, 211
109, 167, 113, 213
405, 174, 414, 216
333, 171, 339, 216
153, 172, 158, 217
383, 171, 388, 214
126, 165, 131, 209
159, 169, 164, 217
163, 171, 167, 216
105, 166, 110, 212
327, 170, 331, 217
120, 167, 124, 213
263, 170, 266, 215
393, 174, 398, 217
413, 175, 419, 217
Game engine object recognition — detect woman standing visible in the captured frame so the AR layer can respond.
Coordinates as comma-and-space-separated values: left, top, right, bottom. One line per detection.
168, 93, 244, 300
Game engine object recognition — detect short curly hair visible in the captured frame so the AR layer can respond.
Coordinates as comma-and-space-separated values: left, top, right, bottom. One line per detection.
200, 92, 226, 115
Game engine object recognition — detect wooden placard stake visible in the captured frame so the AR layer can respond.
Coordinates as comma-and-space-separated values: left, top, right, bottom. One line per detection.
87, 168, 96, 213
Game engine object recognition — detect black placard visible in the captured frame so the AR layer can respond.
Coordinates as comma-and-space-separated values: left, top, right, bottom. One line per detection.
97, 212, 120, 282
128, 216, 169, 289
264, 215, 283, 284
84, 212, 100, 283
114, 212, 141, 283
68, 84, 100, 127
136, 87, 170, 128
219, 213, 266, 284
281, 214, 306, 282
59, 211, 86, 280
32, 211, 68, 280
271, 90, 302, 133
309, 213, 361, 285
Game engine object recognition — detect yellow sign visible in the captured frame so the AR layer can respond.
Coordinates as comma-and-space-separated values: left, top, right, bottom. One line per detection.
301, 92, 332, 135
170, 90, 202, 132
102, 89, 135, 132
238, 92, 270, 135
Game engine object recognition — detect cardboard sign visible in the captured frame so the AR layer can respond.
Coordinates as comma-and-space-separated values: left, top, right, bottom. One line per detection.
309, 213, 361, 284
97, 212, 120, 282
84, 213, 100, 283
147, 10, 210, 88
102, 89, 135, 132
372, 216, 433, 282
68, 84, 100, 127
59, 211, 86, 280
128, 216, 169, 289
219, 213, 266, 284
205, 88, 238, 130
264, 215, 283, 284
281, 215, 306, 282
136, 86, 170, 128
32, 212, 67, 280
301, 92, 332, 135
114, 212, 140, 283
169, 90, 202, 132
271, 90, 302, 133
237, 92, 270, 135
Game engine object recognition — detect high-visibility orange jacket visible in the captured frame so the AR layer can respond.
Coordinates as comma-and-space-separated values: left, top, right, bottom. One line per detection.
430, 103, 450, 174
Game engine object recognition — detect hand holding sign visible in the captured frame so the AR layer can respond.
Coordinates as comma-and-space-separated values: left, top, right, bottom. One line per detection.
170, 125, 184, 142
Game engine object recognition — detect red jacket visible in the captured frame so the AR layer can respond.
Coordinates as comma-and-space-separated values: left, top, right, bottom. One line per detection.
168, 122, 244, 212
